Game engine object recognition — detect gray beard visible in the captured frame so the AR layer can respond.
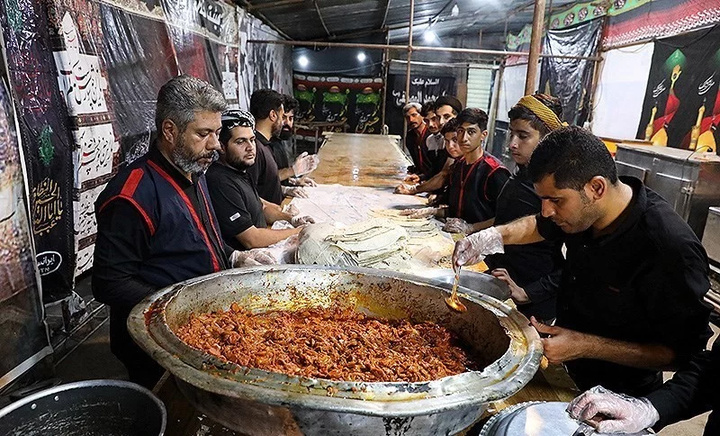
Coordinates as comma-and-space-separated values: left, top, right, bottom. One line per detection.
172, 143, 218, 174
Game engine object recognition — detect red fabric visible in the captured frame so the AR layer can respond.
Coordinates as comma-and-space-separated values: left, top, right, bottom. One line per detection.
99, 195, 156, 236
654, 92, 680, 133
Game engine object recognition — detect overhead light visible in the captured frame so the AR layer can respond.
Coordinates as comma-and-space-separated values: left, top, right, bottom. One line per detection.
423, 30, 436, 43
298, 55, 309, 68
451, 4, 459, 17
357, 52, 366, 62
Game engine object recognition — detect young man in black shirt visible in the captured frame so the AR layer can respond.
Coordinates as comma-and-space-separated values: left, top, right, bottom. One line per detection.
453, 126, 711, 397
206, 110, 313, 251
403, 102, 430, 179
247, 89, 286, 205
484, 94, 566, 322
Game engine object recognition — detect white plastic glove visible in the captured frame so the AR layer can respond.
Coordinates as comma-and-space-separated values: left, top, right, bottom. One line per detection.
282, 186, 308, 198
394, 183, 417, 195
289, 176, 317, 187
281, 203, 299, 217
399, 206, 438, 219
291, 152, 320, 177
291, 215, 315, 226
567, 386, 660, 434
230, 249, 276, 267
443, 217, 473, 234
452, 226, 504, 268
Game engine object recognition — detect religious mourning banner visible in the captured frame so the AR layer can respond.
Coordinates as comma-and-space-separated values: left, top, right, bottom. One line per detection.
385, 74, 456, 136
637, 25, 720, 153
0, 69, 53, 387
539, 18, 602, 126
293, 74, 384, 134
0, 0, 77, 302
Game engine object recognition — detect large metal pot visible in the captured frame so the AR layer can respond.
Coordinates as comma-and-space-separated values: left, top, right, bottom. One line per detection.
0, 379, 166, 435
128, 265, 542, 436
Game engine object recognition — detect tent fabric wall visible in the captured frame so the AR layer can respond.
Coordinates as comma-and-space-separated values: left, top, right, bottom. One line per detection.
0, 0, 292, 298
496, 60, 540, 123
592, 43, 655, 140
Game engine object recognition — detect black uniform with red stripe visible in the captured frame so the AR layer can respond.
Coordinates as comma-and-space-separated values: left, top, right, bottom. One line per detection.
446, 152, 510, 223
93, 146, 230, 388
405, 124, 432, 177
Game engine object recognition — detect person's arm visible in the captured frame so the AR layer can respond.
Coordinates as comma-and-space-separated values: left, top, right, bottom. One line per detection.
497, 215, 545, 245
92, 201, 156, 310
470, 218, 494, 233
415, 158, 454, 193
531, 317, 676, 369
261, 198, 292, 223
235, 225, 300, 249
278, 167, 294, 181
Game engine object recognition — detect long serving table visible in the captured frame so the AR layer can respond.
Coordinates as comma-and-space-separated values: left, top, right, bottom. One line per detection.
153, 133, 578, 435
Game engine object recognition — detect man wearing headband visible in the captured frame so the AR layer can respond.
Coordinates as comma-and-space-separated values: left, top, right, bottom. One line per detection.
93, 76, 274, 388
453, 126, 711, 397
479, 94, 565, 321
207, 109, 314, 251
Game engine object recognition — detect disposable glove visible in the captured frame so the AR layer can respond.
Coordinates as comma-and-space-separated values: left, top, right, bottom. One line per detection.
394, 183, 417, 195
292, 152, 320, 177
230, 249, 276, 267
282, 186, 309, 198
452, 227, 504, 268
443, 217, 473, 234
289, 176, 317, 187
291, 215, 315, 226
399, 206, 438, 219
281, 203, 299, 217
567, 385, 660, 434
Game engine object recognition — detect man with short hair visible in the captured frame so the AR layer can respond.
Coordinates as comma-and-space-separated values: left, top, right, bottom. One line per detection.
446, 108, 510, 227
93, 76, 272, 388
248, 89, 286, 204
402, 102, 430, 178
423, 96, 462, 180
269, 94, 318, 191
207, 110, 313, 251
453, 126, 711, 397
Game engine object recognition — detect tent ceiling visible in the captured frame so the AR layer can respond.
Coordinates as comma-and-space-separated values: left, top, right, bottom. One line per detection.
242, 0, 579, 43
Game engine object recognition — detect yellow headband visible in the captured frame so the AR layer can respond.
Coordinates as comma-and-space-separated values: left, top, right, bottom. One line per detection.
517, 95, 565, 131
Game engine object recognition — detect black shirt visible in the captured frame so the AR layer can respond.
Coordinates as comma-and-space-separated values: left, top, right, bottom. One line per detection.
446, 152, 510, 224
92, 147, 231, 311
268, 136, 291, 171
536, 176, 711, 397
485, 165, 563, 321
247, 132, 283, 205
647, 340, 719, 434
206, 162, 267, 251
405, 125, 432, 177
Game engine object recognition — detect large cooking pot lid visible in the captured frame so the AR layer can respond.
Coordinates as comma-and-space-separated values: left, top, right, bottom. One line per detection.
480, 401, 653, 436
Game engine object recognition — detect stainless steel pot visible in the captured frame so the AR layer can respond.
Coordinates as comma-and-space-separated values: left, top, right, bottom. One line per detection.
0, 379, 166, 436
128, 265, 542, 436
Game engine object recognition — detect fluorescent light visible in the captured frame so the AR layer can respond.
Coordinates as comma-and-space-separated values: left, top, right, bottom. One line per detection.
357, 52, 366, 62
451, 4, 459, 17
298, 55, 309, 68
423, 30, 436, 43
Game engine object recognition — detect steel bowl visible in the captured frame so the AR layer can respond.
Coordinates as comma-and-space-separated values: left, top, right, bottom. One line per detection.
0, 379, 166, 436
128, 265, 542, 436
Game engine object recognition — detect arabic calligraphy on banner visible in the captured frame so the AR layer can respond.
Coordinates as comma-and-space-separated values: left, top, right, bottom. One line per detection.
385, 74, 456, 136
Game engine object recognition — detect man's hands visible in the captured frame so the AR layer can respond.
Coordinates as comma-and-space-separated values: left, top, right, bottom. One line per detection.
292, 152, 320, 177
282, 186, 309, 198
399, 206, 438, 219
404, 174, 420, 184
443, 217, 473, 234
394, 183, 417, 195
289, 176, 317, 187
290, 215, 315, 227
491, 268, 530, 304
452, 227, 504, 268
530, 316, 591, 364
567, 386, 660, 434
230, 249, 276, 267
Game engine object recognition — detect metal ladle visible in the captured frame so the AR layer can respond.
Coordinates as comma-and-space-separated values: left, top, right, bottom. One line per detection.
445, 266, 467, 312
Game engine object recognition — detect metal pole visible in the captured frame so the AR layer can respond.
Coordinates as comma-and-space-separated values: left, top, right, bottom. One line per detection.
404, 0, 415, 106
247, 39, 602, 61
486, 62, 505, 153
525, 0, 547, 95
381, 32, 390, 130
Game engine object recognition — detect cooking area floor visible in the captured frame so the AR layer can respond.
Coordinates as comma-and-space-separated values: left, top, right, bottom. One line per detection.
46, 275, 720, 435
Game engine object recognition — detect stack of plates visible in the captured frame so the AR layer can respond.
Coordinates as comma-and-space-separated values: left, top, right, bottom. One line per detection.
480, 401, 653, 436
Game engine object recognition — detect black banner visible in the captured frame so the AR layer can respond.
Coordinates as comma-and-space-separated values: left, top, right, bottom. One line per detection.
1, 0, 76, 302
637, 25, 720, 153
540, 18, 602, 126
293, 75, 384, 134
385, 74, 456, 136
